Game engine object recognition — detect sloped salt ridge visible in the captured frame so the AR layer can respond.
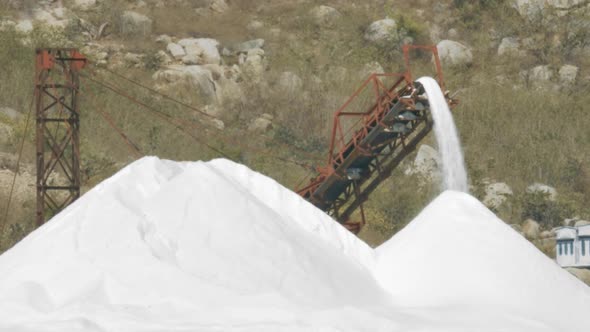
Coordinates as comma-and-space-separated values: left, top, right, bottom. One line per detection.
0, 157, 390, 331
208, 159, 376, 270
376, 190, 590, 330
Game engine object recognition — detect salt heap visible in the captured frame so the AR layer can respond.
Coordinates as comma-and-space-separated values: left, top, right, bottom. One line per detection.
1, 157, 590, 331
0, 157, 391, 331
376, 190, 590, 330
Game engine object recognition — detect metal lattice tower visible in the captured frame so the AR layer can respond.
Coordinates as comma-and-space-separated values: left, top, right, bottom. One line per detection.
34, 48, 86, 226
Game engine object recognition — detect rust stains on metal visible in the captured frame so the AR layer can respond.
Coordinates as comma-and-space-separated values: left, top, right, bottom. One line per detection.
297, 45, 452, 234
35, 49, 86, 226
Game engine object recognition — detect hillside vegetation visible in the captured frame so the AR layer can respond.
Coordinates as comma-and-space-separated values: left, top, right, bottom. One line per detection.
0, 0, 589, 267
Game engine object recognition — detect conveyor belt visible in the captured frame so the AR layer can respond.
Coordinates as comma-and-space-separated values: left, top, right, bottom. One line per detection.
296, 44, 449, 233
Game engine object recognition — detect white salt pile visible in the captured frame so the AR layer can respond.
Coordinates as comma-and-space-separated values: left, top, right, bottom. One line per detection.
0, 158, 390, 331
376, 191, 590, 330
0, 157, 589, 331
418, 76, 469, 192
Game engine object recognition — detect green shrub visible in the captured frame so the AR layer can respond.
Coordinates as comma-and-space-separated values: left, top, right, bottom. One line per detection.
143, 51, 163, 71
273, 126, 326, 154
518, 191, 573, 228
395, 14, 427, 43
561, 158, 590, 196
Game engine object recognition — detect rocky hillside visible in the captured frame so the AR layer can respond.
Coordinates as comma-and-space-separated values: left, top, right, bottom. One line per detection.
0, 0, 589, 281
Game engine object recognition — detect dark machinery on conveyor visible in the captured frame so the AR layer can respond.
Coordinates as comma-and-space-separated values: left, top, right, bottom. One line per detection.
297, 45, 456, 234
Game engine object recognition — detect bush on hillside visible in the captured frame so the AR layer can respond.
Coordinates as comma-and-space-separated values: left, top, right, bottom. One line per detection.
561, 158, 590, 197
143, 51, 163, 71
519, 191, 573, 229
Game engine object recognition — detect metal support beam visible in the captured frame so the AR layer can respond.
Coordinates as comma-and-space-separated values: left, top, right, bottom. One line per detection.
35, 48, 86, 226
296, 45, 453, 234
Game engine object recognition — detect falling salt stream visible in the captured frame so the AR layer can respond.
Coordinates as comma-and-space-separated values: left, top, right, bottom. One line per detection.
417, 76, 469, 193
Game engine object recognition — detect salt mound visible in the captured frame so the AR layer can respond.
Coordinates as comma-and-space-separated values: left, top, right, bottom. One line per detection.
0, 157, 389, 331
376, 190, 590, 330
2, 158, 590, 331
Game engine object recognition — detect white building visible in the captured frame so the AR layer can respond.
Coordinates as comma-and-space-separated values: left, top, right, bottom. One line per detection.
555, 225, 590, 268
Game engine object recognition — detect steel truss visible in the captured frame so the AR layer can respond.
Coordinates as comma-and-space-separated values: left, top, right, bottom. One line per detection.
35, 48, 86, 226
297, 45, 452, 233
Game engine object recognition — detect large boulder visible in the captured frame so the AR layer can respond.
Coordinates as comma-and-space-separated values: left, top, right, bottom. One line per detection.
559, 64, 578, 87
483, 182, 513, 209
527, 65, 553, 89
123, 53, 142, 65
153, 65, 219, 105
549, 0, 589, 9
241, 48, 266, 83
201, 64, 225, 81
574, 220, 590, 227
178, 39, 203, 56
511, 0, 546, 19
310, 5, 342, 28
216, 76, 244, 105
526, 183, 558, 201
522, 219, 541, 239
96, 51, 109, 62
437, 40, 473, 66
120, 11, 152, 37
248, 115, 273, 132
247, 20, 264, 31
167, 43, 185, 59
232, 39, 265, 55
74, 0, 97, 10
0, 123, 13, 150
182, 66, 218, 103
15, 20, 33, 33
497, 37, 522, 57
563, 218, 577, 226
29, 8, 68, 28
364, 18, 398, 44
210, 0, 229, 13
178, 38, 221, 65
156, 34, 172, 44
182, 54, 201, 65
52, 7, 67, 20
0, 107, 20, 121
208, 118, 225, 131
156, 50, 172, 66
512, 0, 588, 18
